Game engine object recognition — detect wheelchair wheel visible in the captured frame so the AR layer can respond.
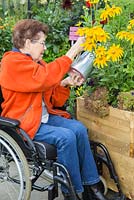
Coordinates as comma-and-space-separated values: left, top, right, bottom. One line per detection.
0, 129, 31, 200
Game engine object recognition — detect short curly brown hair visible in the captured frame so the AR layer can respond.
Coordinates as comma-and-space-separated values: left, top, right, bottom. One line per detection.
12, 19, 49, 49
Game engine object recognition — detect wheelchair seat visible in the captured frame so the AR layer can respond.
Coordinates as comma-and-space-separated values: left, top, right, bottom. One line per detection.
33, 141, 57, 160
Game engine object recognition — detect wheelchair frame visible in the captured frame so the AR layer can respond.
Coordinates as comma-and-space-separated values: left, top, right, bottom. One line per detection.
0, 87, 126, 200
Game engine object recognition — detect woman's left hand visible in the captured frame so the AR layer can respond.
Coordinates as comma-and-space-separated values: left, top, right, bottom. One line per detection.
61, 71, 85, 87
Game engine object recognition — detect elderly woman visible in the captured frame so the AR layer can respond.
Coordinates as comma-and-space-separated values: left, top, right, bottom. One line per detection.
0, 19, 107, 200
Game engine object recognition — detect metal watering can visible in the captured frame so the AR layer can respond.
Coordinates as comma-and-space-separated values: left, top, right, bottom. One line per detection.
70, 51, 94, 80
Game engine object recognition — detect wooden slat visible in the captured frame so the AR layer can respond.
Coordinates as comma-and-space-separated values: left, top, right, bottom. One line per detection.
77, 97, 131, 131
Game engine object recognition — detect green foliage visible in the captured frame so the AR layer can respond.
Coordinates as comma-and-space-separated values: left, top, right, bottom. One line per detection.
117, 91, 134, 111
85, 39, 134, 108
0, 0, 27, 18
66, 83, 88, 117
0, 17, 16, 59
77, 0, 134, 111
33, 0, 84, 61
66, 87, 77, 118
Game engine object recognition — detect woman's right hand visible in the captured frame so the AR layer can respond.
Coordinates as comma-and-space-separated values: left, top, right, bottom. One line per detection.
66, 37, 85, 61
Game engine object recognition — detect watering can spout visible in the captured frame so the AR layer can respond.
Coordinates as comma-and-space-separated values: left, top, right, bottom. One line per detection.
70, 51, 94, 80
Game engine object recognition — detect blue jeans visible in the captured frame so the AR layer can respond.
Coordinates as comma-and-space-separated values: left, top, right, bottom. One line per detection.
34, 114, 100, 193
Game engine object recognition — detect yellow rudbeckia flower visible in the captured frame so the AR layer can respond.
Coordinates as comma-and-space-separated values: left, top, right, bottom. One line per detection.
100, 10, 109, 20
127, 33, 134, 45
107, 44, 123, 62
129, 19, 134, 26
86, 0, 99, 4
100, 5, 122, 20
94, 55, 108, 68
116, 31, 130, 40
111, 6, 122, 16
83, 40, 97, 51
95, 46, 107, 57
76, 27, 87, 36
96, 31, 110, 43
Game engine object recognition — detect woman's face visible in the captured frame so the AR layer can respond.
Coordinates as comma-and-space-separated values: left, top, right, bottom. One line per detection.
24, 31, 47, 62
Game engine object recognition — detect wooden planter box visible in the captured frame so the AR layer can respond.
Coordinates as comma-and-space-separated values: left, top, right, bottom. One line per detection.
76, 97, 134, 199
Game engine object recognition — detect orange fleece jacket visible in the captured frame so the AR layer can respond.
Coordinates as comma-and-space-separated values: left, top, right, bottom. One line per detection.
0, 51, 72, 139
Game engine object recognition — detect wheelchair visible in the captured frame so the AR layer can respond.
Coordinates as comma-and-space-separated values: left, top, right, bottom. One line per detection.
0, 87, 126, 200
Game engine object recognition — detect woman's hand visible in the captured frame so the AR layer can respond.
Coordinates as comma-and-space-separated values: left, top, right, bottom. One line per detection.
66, 37, 85, 61
61, 70, 85, 87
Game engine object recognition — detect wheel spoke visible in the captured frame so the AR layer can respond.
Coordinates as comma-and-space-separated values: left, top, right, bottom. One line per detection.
0, 130, 31, 200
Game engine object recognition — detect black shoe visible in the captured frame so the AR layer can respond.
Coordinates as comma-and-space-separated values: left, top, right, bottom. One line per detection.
62, 192, 71, 200
90, 183, 108, 200
82, 185, 94, 200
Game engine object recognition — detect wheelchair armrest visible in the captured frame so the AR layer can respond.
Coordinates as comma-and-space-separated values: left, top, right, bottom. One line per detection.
0, 116, 20, 127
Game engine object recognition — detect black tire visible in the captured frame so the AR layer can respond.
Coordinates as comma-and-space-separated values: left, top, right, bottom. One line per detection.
0, 129, 31, 200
